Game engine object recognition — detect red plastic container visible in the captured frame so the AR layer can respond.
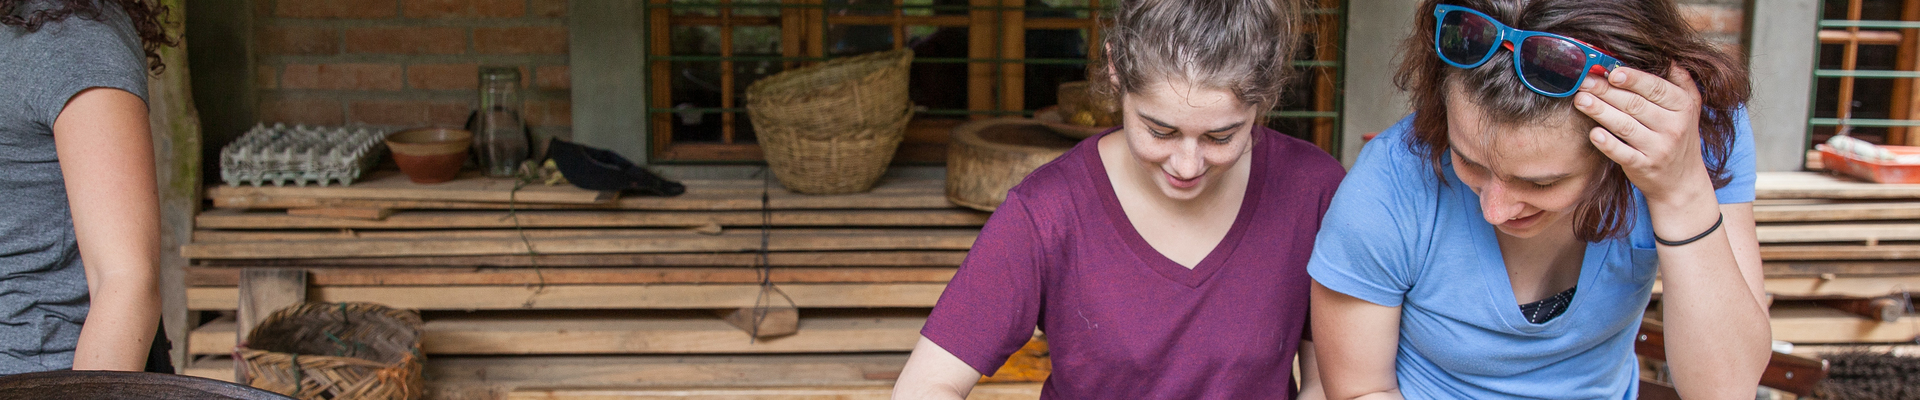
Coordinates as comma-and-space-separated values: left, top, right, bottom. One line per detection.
1817, 144, 1920, 184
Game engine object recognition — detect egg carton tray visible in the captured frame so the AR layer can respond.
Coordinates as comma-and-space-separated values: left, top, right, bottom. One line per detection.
220, 123, 387, 187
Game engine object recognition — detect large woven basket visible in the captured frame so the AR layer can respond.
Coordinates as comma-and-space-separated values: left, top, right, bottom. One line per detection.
237, 302, 423, 400
748, 49, 913, 194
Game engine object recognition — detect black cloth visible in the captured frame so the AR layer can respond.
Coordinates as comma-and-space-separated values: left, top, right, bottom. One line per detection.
1518, 286, 1577, 324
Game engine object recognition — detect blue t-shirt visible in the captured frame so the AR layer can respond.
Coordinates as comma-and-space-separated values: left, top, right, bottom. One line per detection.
1306, 111, 1756, 399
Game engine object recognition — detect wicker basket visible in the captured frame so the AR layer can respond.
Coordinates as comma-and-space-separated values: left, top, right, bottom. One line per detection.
237, 302, 423, 400
748, 49, 913, 194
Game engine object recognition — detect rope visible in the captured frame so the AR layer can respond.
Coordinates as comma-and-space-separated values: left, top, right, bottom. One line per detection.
752, 166, 773, 343
509, 167, 548, 307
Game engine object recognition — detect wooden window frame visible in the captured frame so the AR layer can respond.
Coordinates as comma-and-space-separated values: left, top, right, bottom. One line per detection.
1813, 0, 1920, 145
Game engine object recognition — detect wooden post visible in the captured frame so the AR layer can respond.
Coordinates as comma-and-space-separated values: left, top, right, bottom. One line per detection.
235, 268, 306, 381
147, 0, 200, 371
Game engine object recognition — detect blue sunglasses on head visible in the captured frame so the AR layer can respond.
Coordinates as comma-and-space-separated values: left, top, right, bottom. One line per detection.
1433, 4, 1621, 97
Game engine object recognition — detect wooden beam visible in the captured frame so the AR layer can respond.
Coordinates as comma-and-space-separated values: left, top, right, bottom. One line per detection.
1756, 171, 1920, 199
285, 207, 393, 221
188, 283, 946, 311
502, 384, 1045, 400
186, 267, 958, 287
210, 171, 613, 205
191, 314, 929, 355
235, 269, 304, 381
191, 251, 969, 268
197, 208, 987, 230
1770, 305, 1920, 343
208, 178, 954, 211
1756, 222, 1920, 244
1754, 201, 1920, 222
1764, 260, 1920, 277
426, 354, 909, 393
1655, 275, 1920, 299
183, 229, 978, 259
1762, 244, 1920, 261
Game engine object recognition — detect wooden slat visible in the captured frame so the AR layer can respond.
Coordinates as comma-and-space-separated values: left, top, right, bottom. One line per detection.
504, 384, 1044, 400
187, 267, 956, 287
427, 354, 909, 392
1757, 222, 1920, 244
1765, 260, 1920, 277
192, 251, 969, 268
187, 283, 946, 310
1655, 275, 1920, 299
191, 314, 928, 355
236, 268, 305, 373
286, 207, 394, 220
211, 171, 612, 205
209, 178, 953, 211
1769, 305, 1920, 343
1753, 201, 1920, 222
196, 208, 987, 230
1756, 171, 1920, 200
1762, 244, 1920, 260
183, 229, 977, 259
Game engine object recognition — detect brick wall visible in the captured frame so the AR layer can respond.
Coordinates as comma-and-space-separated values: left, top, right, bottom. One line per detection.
253, 0, 572, 142
1677, 0, 1749, 57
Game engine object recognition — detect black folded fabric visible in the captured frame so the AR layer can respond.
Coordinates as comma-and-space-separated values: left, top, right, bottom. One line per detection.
547, 138, 685, 196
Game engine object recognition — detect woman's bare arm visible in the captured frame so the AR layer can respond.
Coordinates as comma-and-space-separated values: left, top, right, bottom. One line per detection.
53, 87, 162, 371
1311, 282, 1405, 400
892, 336, 985, 400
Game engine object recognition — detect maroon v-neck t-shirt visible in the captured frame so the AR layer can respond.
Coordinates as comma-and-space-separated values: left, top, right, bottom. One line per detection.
922, 127, 1345, 399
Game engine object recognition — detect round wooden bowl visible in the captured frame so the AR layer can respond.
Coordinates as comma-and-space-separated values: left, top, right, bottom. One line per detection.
1033, 106, 1113, 140
946, 118, 1080, 212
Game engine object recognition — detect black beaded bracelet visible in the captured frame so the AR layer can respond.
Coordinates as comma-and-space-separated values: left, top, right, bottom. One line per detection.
1655, 213, 1724, 247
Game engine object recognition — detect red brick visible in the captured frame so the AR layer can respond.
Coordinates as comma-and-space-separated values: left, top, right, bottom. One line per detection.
535, 65, 569, 90
345, 27, 467, 55
531, 0, 567, 18
260, 26, 338, 55
1679, 5, 1743, 36
349, 100, 433, 126
408, 63, 480, 90
276, 0, 397, 19
281, 63, 405, 91
256, 67, 278, 89
403, 0, 524, 18
524, 99, 572, 127
475, 26, 568, 55
429, 102, 475, 127
260, 98, 344, 125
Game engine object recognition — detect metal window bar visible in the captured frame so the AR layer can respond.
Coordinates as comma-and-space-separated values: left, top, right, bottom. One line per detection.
646, 0, 1346, 162
1809, 0, 1920, 144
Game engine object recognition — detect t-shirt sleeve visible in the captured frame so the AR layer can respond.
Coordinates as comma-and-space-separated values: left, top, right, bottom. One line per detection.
1306, 118, 1424, 308
920, 191, 1048, 376
27, 6, 150, 127
1712, 106, 1758, 204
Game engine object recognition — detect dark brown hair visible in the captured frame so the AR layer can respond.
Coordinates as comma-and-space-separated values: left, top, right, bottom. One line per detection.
1092, 0, 1308, 114
1395, 0, 1749, 242
1, 0, 178, 73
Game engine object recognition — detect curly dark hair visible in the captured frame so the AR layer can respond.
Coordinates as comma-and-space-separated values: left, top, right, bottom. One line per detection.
1, 0, 179, 73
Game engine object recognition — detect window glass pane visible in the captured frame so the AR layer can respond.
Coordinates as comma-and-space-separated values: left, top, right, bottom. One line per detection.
734, 25, 782, 55
827, 0, 893, 16
670, 60, 725, 143
734, 0, 782, 17
671, 26, 724, 55
828, 25, 895, 56
1029, 0, 1090, 19
669, 0, 720, 17
1024, 28, 1089, 112
908, 25, 968, 111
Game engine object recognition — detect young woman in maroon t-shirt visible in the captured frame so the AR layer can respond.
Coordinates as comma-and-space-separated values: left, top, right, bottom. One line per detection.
892, 0, 1341, 398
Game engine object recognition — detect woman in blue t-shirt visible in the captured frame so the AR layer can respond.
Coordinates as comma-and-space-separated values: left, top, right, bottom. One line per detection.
1309, 0, 1769, 398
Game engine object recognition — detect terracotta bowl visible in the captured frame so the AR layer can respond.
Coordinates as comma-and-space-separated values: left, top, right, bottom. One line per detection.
385, 127, 473, 184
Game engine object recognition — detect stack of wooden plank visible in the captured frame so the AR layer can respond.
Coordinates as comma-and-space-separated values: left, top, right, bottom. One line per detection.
179, 171, 1047, 399
1748, 171, 1920, 360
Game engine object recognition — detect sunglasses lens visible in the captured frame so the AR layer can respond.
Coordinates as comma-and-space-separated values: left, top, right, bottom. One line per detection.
1518, 36, 1590, 95
1437, 11, 1498, 66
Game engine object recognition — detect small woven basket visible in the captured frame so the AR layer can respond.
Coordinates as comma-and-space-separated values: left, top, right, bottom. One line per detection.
748, 49, 914, 194
237, 302, 423, 400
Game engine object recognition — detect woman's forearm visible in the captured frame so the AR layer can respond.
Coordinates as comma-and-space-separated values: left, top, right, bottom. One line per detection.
55, 88, 164, 371
1646, 187, 1770, 399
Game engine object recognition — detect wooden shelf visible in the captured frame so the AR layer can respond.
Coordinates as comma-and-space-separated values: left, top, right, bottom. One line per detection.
191, 313, 929, 355
187, 283, 946, 311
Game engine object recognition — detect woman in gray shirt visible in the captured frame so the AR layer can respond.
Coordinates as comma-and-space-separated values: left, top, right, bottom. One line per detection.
0, 0, 175, 374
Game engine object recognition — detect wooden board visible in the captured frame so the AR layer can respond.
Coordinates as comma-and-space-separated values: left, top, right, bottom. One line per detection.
236, 268, 305, 363
426, 354, 909, 393
1754, 201, 1920, 222
1757, 171, 1920, 200
1769, 305, 1920, 343
186, 267, 958, 287
1757, 222, 1920, 244
190, 313, 928, 355
1655, 275, 1920, 299
183, 229, 978, 259
1761, 244, 1920, 261
187, 283, 946, 310
210, 171, 614, 205
196, 208, 988, 230
504, 384, 1044, 400
192, 251, 969, 268
1764, 260, 1920, 277
209, 177, 954, 211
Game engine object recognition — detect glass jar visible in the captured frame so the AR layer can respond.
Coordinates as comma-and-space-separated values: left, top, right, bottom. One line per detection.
475, 66, 529, 177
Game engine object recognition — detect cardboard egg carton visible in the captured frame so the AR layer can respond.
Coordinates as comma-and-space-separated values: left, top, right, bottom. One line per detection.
219, 123, 387, 187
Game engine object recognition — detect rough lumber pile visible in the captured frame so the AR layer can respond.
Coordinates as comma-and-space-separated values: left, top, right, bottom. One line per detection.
181, 174, 1037, 399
